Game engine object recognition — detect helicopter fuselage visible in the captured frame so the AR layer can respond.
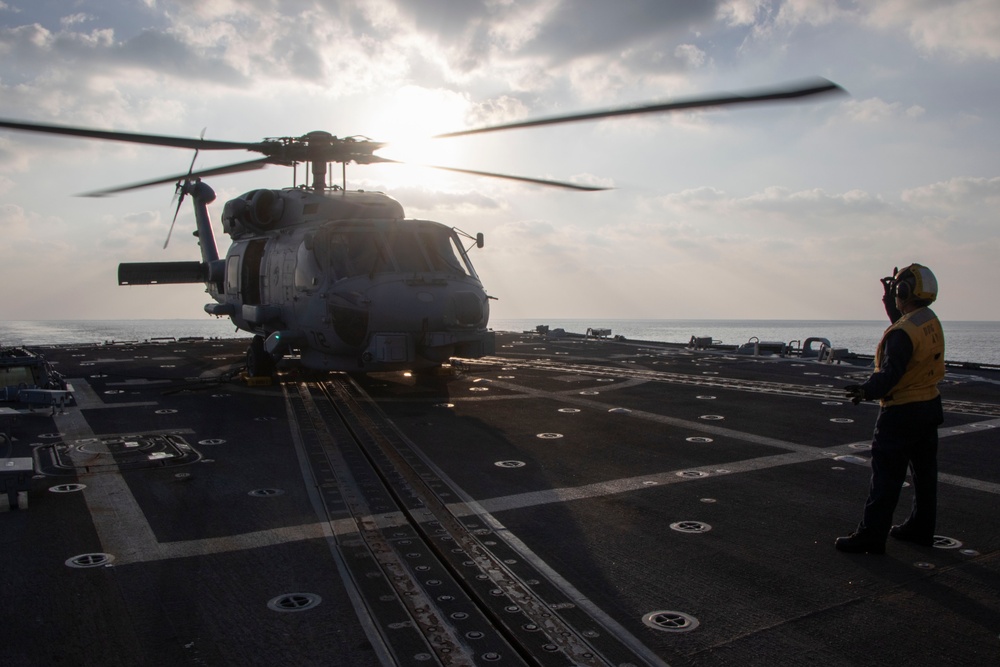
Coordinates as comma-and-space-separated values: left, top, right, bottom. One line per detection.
120, 182, 494, 373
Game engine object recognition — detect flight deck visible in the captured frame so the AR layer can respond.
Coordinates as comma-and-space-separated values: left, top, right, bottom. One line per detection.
1, 331, 998, 666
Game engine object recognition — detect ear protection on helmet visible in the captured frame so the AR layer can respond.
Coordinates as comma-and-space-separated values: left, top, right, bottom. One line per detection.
895, 275, 912, 301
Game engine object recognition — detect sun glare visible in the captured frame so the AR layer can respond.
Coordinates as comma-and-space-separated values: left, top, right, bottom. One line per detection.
370, 86, 471, 182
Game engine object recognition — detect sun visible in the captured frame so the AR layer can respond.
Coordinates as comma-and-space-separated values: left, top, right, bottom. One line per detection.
368, 86, 472, 177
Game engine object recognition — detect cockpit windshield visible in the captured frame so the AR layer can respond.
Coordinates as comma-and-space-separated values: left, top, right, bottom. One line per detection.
419, 228, 471, 275
304, 229, 384, 279
305, 221, 475, 287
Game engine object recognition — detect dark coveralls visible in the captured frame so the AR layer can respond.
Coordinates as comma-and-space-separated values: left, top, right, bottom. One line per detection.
851, 302, 944, 543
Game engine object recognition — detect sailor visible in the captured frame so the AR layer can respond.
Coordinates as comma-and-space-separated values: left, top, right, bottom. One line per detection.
837, 263, 945, 554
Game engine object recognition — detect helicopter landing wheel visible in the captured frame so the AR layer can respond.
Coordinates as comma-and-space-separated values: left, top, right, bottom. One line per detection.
246, 335, 275, 378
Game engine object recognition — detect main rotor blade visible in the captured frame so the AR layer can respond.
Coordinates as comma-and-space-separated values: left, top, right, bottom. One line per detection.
434, 78, 845, 139
374, 157, 609, 191
0, 118, 258, 151
79, 157, 273, 197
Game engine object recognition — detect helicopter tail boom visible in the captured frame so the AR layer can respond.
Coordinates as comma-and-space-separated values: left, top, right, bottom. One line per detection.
118, 261, 210, 285
117, 180, 227, 288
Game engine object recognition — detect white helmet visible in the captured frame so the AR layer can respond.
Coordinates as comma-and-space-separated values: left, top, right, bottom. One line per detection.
894, 263, 938, 303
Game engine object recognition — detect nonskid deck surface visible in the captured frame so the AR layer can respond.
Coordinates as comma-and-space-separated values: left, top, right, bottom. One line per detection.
1, 333, 998, 666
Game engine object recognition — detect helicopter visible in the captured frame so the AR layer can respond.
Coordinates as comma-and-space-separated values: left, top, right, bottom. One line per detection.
0, 79, 843, 376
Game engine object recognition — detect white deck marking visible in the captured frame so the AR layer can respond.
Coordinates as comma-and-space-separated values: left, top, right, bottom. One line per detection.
52, 379, 347, 566
446, 381, 1000, 514
52, 376, 1000, 570
54, 385, 162, 565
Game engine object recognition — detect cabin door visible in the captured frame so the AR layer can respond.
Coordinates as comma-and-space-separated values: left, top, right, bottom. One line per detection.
240, 239, 267, 306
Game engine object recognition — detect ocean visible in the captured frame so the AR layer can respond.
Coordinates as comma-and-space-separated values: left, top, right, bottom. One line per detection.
491, 319, 1000, 367
1, 318, 997, 366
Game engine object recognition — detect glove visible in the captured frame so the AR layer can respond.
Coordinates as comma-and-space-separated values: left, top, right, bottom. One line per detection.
844, 384, 866, 406
880, 266, 899, 298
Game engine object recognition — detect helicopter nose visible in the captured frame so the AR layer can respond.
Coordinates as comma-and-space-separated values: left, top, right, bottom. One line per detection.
450, 291, 485, 326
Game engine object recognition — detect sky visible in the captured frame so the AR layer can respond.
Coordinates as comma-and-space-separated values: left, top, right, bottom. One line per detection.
1, 0, 998, 323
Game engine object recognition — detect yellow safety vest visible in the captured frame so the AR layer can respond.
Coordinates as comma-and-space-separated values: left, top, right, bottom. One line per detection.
875, 307, 945, 407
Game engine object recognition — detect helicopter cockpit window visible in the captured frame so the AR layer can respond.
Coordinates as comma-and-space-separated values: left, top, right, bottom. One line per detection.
226, 255, 240, 295
385, 228, 430, 273
294, 239, 322, 291
418, 228, 473, 276
346, 230, 391, 276
314, 228, 390, 278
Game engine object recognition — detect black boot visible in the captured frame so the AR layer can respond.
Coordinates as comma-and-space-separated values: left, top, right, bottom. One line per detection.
835, 532, 885, 554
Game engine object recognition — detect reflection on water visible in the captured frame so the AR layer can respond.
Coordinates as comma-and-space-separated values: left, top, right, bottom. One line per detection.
0, 320, 251, 347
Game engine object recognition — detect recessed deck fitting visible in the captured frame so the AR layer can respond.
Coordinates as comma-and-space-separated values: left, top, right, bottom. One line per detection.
933, 536, 963, 549
66, 553, 115, 568
49, 483, 86, 493
670, 521, 712, 533
267, 593, 322, 612
642, 610, 700, 632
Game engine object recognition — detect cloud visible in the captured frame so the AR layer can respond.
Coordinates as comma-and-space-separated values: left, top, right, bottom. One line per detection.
465, 95, 532, 128
100, 209, 171, 254
0, 1, 997, 322
902, 175, 1000, 204
0, 21, 243, 85
521, 1, 718, 59
674, 44, 709, 68
718, 0, 854, 45
865, 0, 1000, 60
900, 176, 1000, 239
651, 185, 892, 227
717, 0, 766, 27
0, 205, 70, 266
842, 97, 913, 123
0, 203, 28, 231
719, 1, 1000, 65
387, 185, 504, 214
60, 13, 93, 27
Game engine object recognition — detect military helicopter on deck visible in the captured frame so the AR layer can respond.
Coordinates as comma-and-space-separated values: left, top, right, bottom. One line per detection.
0, 79, 842, 375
